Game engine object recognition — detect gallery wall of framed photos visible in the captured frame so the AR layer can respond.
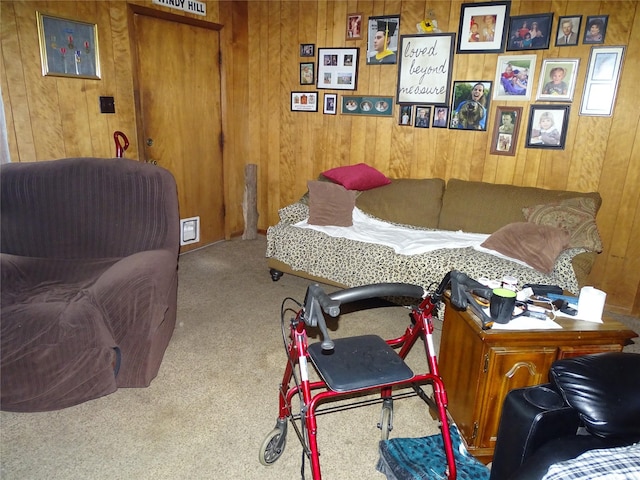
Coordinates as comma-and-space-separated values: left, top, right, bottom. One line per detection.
4, 0, 640, 314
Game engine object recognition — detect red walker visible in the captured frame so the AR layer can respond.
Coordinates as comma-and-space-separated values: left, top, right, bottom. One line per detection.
259, 271, 480, 479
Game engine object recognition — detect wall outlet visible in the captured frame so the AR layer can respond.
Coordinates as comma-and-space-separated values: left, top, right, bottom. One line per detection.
180, 216, 200, 245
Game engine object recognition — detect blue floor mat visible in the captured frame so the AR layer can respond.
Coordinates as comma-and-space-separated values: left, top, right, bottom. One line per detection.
376, 424, 490, 480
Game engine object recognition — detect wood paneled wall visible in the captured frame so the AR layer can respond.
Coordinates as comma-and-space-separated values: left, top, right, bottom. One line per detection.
2, 1, 639, 315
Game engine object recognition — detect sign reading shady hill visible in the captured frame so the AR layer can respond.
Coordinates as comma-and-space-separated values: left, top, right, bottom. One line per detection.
396, 33, 455, 106
152, 0, 206, 16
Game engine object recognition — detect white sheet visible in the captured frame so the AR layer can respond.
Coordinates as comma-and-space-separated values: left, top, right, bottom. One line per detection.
294, 207, 489, 255
294, 208, 535, 269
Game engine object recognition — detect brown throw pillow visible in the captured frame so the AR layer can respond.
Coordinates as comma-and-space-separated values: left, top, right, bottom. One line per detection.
307, 180, 356, 226
481, 222, 570, 273
522, 197, 603, 253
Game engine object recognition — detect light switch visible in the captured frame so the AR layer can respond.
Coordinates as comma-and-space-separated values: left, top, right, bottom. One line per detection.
99, 96, 115, 114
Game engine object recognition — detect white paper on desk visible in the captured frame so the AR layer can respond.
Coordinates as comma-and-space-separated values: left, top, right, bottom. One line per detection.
483, 307, 562, 330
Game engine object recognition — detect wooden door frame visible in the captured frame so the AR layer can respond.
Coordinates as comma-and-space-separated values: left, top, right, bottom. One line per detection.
127, 3, 231, 239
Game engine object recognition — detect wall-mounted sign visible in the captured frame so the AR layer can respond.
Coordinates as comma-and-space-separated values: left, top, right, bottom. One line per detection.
152, 0, 206, 17
396, 33, 455, 106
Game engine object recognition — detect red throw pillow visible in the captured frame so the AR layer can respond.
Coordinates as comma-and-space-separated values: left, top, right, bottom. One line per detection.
321, 163, 391, 191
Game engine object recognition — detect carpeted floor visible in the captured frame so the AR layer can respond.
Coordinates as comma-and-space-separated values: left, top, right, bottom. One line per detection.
1, 236, 638, 480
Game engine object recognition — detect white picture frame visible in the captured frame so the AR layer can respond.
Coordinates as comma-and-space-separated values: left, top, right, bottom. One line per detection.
580, 46, 625, 117
316, 48, 359, 90
536, 58, 580, 102
493, 54, 536, 101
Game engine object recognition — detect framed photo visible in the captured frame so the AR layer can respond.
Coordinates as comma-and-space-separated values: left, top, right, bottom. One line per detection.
346, 13, 363, 40
399, 105, 413, 126
493, 54, 537, 101
414, 106, 431, 128
300, 62, 314, 85
291, 91, 318, 112
525, 105, 570, 149
456, 1, 510, 54
317, 48, 358, 90
323, 93, 337, 115
366, 15, 400, 65
555, 16, 582, 47
341, 96, 393, 117
536, 58, 580, 102
580, 46, 625, 117
583, 16, 608, 44
300, 44, 315, 57
490, 106, 523, 156
432, 106, 449, 128
36, 11, 101, 79
506, 13, 554, 51
396, 33, 455, 105
449, 81, 492, 131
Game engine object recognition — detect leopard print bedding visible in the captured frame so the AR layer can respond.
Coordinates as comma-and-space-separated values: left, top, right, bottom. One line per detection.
266, 202, 582, 295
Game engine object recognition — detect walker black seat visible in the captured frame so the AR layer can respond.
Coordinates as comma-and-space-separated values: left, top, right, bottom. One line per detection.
308, 335, 414, 392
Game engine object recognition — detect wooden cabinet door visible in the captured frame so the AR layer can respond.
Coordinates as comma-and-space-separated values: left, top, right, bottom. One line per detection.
475, 347, 557, 450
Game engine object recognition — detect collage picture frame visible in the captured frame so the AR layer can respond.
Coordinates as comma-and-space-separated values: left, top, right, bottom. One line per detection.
317, 47, 359, 90
490, 106, 522, 155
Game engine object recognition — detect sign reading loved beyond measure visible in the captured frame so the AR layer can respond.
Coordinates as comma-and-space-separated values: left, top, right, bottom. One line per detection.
152, 0, 206, 16
396, 33, 455, 106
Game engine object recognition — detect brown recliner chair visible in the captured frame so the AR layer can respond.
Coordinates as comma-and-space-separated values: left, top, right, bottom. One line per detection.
1, 157, 180, 412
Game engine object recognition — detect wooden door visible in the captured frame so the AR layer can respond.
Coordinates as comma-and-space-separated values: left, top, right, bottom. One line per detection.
131, 9, 224, 251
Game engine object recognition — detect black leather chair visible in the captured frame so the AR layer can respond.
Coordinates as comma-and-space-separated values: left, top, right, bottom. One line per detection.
490, 352, 640, 480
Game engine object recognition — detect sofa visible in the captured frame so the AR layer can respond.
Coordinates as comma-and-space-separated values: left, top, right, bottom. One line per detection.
490, 352, 640, 480
267, 167, 603, 295
1, 157, 180, 412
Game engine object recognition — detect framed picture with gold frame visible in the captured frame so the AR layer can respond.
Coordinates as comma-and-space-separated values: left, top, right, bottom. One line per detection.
490, 106, 522, 155
36, 11, 101, 79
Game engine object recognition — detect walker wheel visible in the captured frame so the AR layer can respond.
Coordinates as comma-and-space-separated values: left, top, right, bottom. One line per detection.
259, 427, 287, 466
379, 404, 393, 440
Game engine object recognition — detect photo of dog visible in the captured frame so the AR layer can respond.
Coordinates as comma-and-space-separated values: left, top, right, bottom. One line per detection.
450, 81, 492, 131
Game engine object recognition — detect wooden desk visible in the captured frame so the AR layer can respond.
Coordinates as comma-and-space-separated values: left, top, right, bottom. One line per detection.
438, 297, 637, 464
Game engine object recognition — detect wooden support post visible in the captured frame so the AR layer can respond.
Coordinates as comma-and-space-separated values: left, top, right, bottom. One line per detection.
242, 163, 258, 240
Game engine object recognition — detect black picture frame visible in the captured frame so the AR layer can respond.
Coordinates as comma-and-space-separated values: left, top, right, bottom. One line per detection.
432, 106, 449, 128
506, 13, 554, 51
396, 33, 455, 106
366, 14, 400, 65
300, 62, 314, 85
323, 93, 337, 115
583, 15, 608, 44
399, 105, 413, 126
414, 106, 431, 128
449, 81, 492, 131
555, 16, 582, 47
525, 105, 570, 149
456, 1, 510, 54
291, 91, 319, 112
300, 44, 315, 57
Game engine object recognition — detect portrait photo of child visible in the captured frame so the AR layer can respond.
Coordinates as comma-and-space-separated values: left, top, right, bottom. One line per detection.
536, 58, 580, 102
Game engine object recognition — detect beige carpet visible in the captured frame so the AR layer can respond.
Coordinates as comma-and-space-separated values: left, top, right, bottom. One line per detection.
1, 236, 638, 480
0, 237, 445, 480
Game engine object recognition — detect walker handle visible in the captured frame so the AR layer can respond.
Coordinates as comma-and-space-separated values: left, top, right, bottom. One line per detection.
303, 284, 340, 350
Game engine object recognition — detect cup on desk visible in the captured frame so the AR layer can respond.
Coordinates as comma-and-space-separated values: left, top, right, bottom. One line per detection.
490, 288, 527, 324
